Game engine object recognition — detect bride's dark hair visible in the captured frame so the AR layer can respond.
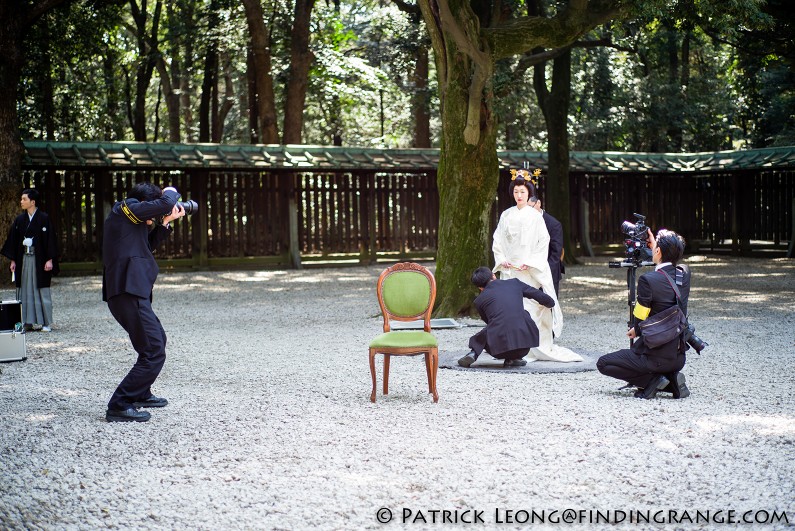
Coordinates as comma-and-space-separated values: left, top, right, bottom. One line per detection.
509, 176, 536, 197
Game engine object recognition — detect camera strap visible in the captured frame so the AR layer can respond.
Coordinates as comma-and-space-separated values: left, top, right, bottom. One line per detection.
658, 270, 687, 318
121, 200, 144, 225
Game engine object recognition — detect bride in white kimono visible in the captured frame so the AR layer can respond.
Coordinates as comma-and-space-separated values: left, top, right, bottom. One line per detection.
492, 171, 583, 362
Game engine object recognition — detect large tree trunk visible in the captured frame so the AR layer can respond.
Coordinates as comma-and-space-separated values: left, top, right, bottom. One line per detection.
282, 0, 316, 144
0, 6, 26, 185
0, 39, 25, 244
534, 48, 578, 265
241, 0, 279, 144
434, 80, 499, 315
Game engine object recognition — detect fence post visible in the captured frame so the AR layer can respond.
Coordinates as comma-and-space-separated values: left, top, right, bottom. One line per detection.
94, 170, 109, 270
285, 172, 302, 269
191, 170, 209, 268
358, 172, 370, 265
788, 197, 794, 258
731, 173, 740, 255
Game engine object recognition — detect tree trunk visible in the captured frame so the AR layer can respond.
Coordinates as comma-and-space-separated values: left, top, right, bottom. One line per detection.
666, 21, 682, 150
41, 14, 54, 140
434, 83, 499, 315
411, 44, 431, 148
163, 0, 182, 142
534, 48, 578, 265
180, 1, 196, 142
199, 0, 219, 143
213, 54, 235, 142
247, 47, 259, 143
129, 0, 163, 141
103, 46, 122, 139
241, 0, 279, 143
0, 6, 26, 185
282, 0, 316, 145
155, 56, 180, 142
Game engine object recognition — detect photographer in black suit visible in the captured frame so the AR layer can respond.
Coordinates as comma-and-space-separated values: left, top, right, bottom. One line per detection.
102, 182, 185, 422
597, 229, 692, 399
458, 267, 555, 368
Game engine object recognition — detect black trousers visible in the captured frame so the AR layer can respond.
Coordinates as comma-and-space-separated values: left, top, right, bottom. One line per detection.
107, 293, 167, 410
469, 328, 530, 361
597, 349, 685, 389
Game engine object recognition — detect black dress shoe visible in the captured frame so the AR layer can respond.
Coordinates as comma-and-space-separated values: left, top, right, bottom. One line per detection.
669, 372, 690, 399
106, 407, 151, 422
636, 375, 670, 399
458, 351, 478, 367
503, 358, 528, 367
132, 395, 169, 408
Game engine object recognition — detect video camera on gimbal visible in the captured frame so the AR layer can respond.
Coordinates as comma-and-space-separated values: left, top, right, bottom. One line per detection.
608, 213, 653, 269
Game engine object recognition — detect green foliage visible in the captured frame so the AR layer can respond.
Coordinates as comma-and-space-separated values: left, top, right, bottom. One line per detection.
10, 0, 795, 153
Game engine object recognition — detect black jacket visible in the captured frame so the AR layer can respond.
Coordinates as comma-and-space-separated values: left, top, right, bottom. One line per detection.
473, 278, 555, 356
102, 190, 179, 301
631, 264, 691, 364
1, 209, 59, 288
542, 210, 564, 294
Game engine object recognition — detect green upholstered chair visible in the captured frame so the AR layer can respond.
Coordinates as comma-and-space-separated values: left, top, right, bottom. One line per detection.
369, 262, 438, 403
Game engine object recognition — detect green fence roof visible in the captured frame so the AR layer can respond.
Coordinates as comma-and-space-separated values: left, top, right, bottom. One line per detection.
21, 141, 795, 173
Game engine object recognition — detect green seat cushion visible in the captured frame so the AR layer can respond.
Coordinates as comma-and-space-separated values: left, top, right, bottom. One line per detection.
369, 331, 438, 349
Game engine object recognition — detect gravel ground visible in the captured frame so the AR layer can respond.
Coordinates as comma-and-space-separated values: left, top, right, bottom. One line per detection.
1, 256, 793, 530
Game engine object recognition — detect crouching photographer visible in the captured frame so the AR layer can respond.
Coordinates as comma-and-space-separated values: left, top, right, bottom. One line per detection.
102, 182, 193, 422
597, 228, 696, 399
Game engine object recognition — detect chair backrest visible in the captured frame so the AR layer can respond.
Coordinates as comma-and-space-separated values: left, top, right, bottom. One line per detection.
376, 262, 436, 332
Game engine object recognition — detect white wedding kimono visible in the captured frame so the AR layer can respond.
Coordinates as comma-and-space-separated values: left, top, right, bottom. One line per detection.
492, 206, 583, 362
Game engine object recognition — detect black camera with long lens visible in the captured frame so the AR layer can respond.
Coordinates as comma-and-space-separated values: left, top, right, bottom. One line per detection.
177, 200, 198, 215
682, 323, 707, 354
157, 200, 198, 225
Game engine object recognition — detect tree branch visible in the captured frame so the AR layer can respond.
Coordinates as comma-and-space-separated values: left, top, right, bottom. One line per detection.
484, 0, 627, 60
25, 0, 71, 27
391, 0, 419, 16
435, 0, 488, 65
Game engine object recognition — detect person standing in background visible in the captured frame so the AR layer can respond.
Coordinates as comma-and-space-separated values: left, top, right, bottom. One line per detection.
1, 188, 59, 332
531, 197, 564, 297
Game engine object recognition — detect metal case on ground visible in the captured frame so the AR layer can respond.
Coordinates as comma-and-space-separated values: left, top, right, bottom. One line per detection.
0, 300, 22, 331
0, 300, 26, 362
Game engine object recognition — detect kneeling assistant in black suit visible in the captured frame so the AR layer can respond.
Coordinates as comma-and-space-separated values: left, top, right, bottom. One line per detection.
102, 182, 186, 422
459, 267, 555, 368
597, 229, 692, 399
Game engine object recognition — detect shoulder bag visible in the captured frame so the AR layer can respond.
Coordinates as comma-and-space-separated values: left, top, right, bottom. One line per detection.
637, 271, 687, 348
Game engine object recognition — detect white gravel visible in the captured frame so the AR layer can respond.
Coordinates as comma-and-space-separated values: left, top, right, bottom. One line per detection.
1, 256, 793, 530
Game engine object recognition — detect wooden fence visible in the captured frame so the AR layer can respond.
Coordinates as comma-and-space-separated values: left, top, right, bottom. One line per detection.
19, 166, 794, 270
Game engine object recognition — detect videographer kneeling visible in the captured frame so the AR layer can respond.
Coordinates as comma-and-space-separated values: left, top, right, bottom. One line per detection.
597, 229, 692, 399
102, 183, 186, 422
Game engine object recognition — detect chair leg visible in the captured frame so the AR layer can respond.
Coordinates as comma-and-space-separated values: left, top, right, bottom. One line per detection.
430, 348, 439, 403
383, 354, 390, 395
369, 349, 377, 403
424, 352, 433, 393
